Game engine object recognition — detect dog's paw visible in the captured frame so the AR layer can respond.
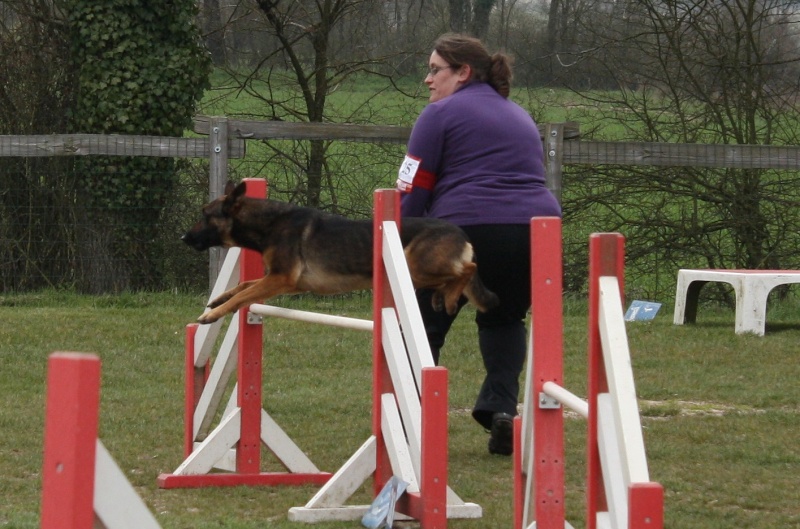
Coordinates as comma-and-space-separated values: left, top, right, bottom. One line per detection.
197, 311, 220, 325
445, 301, 459, 315
207, 292, 234, 309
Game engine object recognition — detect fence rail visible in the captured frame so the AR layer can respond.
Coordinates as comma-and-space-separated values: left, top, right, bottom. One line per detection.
564, 140, 800, 169
0, 133, 245, 158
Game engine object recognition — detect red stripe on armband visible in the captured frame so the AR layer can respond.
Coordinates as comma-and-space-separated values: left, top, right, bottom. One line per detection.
413, 168, 436, 191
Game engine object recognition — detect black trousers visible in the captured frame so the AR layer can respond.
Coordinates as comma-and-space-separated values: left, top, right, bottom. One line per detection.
416, 224, 530, 430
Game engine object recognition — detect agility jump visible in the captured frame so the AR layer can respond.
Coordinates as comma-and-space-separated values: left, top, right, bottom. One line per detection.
40, 352, 161, 529
159, 180, 481, 526
513, 218, 664, 529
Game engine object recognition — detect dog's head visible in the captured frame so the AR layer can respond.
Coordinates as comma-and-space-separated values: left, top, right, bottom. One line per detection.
182, 181, 246, 251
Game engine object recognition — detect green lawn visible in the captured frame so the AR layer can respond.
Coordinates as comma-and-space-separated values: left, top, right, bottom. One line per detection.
1, 291, 799, 528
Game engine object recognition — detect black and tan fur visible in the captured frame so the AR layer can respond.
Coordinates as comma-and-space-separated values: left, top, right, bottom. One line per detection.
183, 181, 499, 324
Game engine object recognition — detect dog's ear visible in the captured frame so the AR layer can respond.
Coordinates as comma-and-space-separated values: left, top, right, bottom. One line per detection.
223, 180, 237, 196
222, 181, 247, 215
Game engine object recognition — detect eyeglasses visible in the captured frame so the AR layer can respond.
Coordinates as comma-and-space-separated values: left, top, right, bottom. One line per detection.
427, 65, 455, 77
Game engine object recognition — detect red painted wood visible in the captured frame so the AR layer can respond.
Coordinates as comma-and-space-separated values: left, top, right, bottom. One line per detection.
629, 483, 664, 529
587, 233, 624, 529
372, 189, 397, 497
157, 472, 332, 489
40, 353, 101, 529
513, 416, 523, 529
420, 367, 448, 528
184, 323, 200, 458
236, 177, 268, 474
530, 218, 566, 529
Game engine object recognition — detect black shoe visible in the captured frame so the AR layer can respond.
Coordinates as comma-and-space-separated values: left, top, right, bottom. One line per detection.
488, 412, 514, 456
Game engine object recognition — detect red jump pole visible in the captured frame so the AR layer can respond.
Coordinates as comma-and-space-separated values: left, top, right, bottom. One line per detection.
183, 323, 204, 458
530, 217, 565, 529
586, 233, 625, 529
236, 177, 268, 474
40, 352, 102, 529
372, 189, 398, 497
419, 366, 448, 528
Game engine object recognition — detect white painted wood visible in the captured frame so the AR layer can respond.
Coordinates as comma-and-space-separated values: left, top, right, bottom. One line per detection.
249, 303, 372, 331
523, 414, 537, 528
260, 409, 321, 473
543, 381, 589, 418
94, 440, 161, 529
525, 521, 577, 529
295, 436, 377, 509
173, 408, 241, 475
194, 443, 236, 472
445, 503, 483, 518
289, 505, 370, 522
598, 276, 650, 485
598, 393, 628, 529
596, 512, 613, 529
381, 307, 423, 475
222, 383, 237, 417
382, 220, 435, 389
194, 247, 240, 366
193, 311, 239, 440
381, 393, 419, 492
521, 331, 534, 473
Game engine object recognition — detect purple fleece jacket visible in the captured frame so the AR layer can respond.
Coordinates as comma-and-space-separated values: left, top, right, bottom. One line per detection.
397, 82, 561, 225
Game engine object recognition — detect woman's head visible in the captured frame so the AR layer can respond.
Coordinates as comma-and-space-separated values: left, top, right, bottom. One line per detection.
424, 33, 513, 101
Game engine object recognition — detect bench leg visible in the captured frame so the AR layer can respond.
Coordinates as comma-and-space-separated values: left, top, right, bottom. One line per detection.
674, 279, 707, 325
734, 281, 768, 336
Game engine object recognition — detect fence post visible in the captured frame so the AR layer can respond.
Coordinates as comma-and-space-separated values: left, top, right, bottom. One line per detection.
544, 123, 564, 205
208, 116, 230, 290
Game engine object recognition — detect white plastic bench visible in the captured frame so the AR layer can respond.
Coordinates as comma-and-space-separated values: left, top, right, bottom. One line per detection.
673, 269, 800, 336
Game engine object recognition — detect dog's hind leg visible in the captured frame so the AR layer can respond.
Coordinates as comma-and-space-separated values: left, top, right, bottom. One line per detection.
439, 262, 477, 315
198, 273, 300, 324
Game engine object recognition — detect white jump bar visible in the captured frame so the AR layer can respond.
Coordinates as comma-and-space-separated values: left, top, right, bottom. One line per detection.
248, 303, 373, 332
542, 381, 589, 418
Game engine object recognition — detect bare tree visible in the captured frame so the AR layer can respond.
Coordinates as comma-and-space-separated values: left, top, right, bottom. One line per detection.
560, 0, 800, 297
205, 0, 440, 211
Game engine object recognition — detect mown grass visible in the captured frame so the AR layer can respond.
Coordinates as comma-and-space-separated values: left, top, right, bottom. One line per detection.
1, 290, 799, 528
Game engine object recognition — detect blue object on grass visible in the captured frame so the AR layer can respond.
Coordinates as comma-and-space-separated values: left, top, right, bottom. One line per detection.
624, 300, 662, 322
361, 476, 409, 529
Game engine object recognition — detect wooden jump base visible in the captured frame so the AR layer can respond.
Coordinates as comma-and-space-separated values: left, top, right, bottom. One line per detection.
513, 219, 664, 529
41, 352, 161, 529
158, 182, 480, 526
673, 268, 800, 336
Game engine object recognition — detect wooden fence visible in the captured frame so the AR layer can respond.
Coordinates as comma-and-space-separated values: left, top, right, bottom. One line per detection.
4, 116, 797, 201
192, 116, 800, 204
3, 117, 800, 289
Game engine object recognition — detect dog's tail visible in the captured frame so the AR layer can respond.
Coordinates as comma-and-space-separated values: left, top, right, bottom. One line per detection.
464, 264, 500, 313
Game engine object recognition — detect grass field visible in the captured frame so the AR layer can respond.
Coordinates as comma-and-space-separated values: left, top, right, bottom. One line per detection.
1, 288, 799, 528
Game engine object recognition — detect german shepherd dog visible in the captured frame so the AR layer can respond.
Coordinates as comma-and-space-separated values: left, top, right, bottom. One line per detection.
182, 181, 499, 324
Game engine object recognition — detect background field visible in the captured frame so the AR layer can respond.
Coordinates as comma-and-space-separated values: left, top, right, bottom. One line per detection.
1, 290, 799, 528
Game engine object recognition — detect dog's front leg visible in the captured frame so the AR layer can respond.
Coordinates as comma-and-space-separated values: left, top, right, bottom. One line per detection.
207, 280, 260, 309
197, 274, 298, 324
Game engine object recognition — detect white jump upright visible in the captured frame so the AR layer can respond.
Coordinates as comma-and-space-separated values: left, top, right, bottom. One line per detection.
158, 178, 332, 488
41, 352, 161, 529
513, 219, 664, 529
288, 189, 481, 526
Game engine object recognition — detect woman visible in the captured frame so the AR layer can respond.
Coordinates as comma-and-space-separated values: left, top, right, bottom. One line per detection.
396, 33, 561, 456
